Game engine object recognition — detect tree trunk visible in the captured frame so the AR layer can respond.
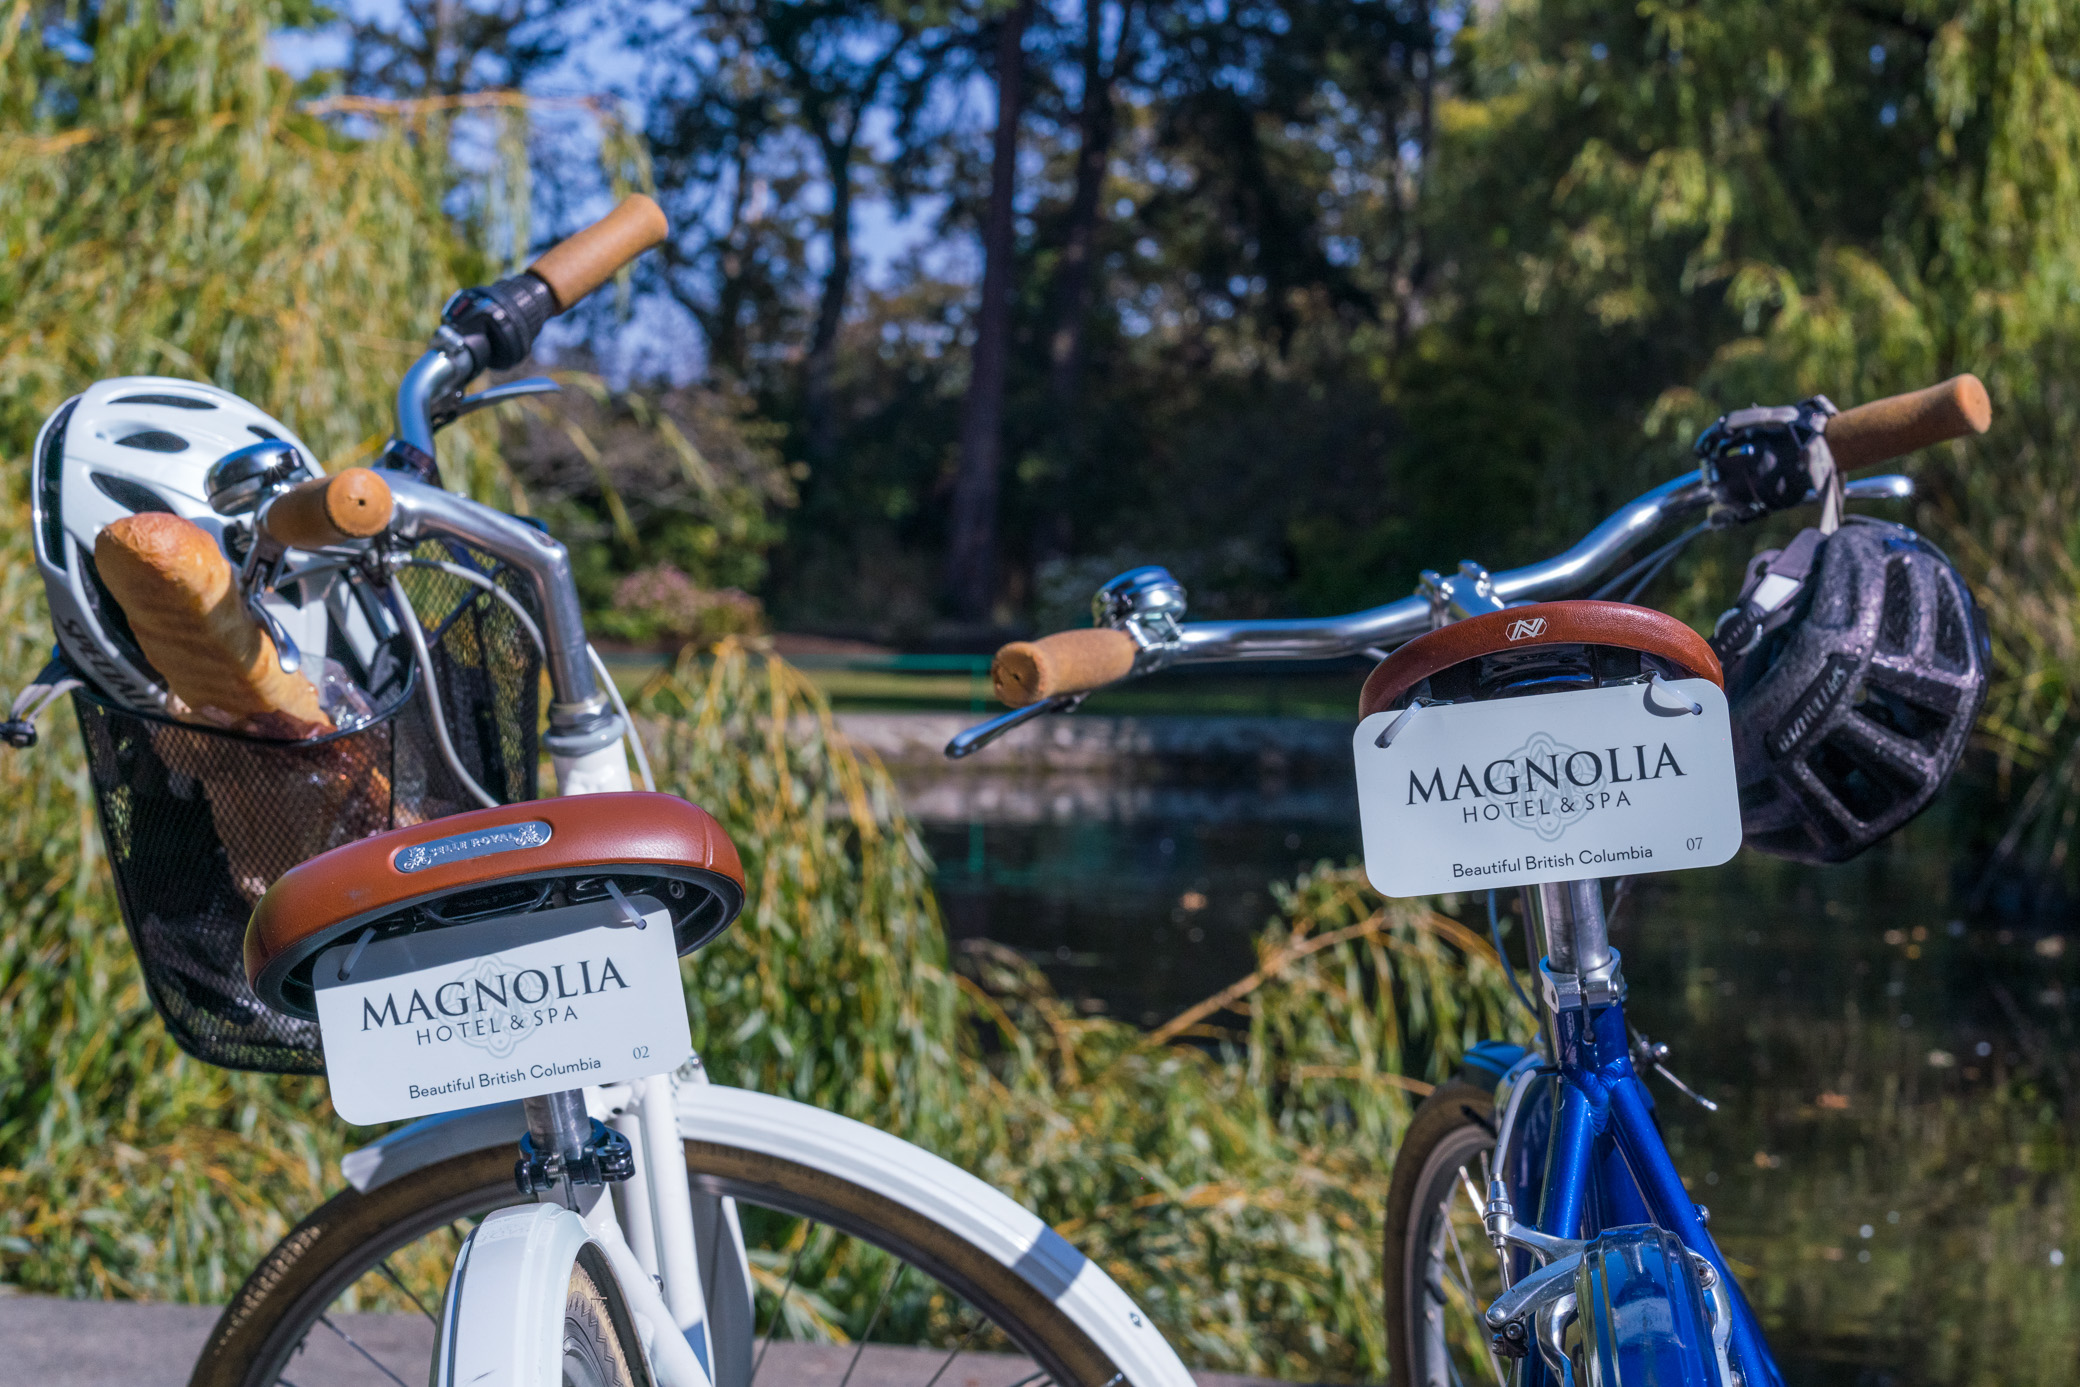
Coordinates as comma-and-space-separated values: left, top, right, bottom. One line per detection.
945, 0, 1033, 622
803, 136, 856, 463
1390, 2, 1436, 357
1047, 0, 1131, 409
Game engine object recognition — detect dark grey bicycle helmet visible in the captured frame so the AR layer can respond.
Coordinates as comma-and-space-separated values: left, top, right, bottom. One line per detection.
1713, 518, 1988, 864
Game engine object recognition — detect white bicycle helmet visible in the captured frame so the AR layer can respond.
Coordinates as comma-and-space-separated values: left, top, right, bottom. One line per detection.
32, 376, 324, 712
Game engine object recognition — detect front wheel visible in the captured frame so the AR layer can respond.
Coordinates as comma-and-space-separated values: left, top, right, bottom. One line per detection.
1383, 1079, 1508, 1387
562, 1257, 642, 1387
195, 1136, 1141, 1387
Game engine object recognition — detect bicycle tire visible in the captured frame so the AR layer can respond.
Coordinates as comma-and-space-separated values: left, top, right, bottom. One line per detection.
193, 1139, 1132, 1387
562, 1255, 642, 1387
1382, 1080, 1504, 1387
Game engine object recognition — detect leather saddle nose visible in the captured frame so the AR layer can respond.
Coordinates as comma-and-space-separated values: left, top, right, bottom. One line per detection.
245, 791, 745, 1020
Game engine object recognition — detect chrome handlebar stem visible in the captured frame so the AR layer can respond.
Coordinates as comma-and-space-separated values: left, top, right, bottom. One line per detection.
383, 475, 618, 753
386, 331, 618, 755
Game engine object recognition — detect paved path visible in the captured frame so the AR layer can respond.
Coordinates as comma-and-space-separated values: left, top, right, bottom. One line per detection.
0, 1294, 1286, 1387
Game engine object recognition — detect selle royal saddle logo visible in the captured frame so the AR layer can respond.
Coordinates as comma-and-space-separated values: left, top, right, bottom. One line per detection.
1505, 617, 1548, 641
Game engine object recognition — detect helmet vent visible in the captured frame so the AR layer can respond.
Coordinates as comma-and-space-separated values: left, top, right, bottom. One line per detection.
1807, 733, 1915, 822
1877, 559, 1914, 654
1933, 580, 1968, 668
247, 425, 279, 441
115, 429, 190, 453
76, 551, 162, 684
90, 473, 178, 515
112, 393, 216, 410
36, 398, 78, 572
1855, 676, 1950, 748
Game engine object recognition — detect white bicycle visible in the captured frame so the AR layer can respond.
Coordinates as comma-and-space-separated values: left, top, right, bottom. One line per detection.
22, 197, 1191, 1387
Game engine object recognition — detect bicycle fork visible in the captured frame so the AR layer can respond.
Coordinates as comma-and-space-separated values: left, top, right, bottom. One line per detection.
1479, 882, 1782, 1387
433, 1072, 745, 1387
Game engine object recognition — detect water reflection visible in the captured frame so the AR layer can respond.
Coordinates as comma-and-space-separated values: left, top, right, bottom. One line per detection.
890, 718, 2080, 1385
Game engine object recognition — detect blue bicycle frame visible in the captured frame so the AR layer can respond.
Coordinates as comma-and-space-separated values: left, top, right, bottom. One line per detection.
1490, 884, 1786, 1387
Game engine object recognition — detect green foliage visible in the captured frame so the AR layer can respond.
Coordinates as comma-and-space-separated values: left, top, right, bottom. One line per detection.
1418, 0, 2080, 874
497, 374, 797, 630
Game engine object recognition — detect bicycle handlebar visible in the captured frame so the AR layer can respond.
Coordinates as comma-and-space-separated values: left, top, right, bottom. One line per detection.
992, 629, 1139, 707
1826, 374, 1991, 470
373, 196, 675, 749
259, 469, 394, 550
981, 377, 1992, 713
526, 195, 670, 312
392, 196, 673, 465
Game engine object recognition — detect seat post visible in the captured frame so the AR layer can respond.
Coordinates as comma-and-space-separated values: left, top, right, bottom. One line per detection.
1528, 881, 1620, 1052
524, 1089, 595, 1172
1534, 881, 1610, 976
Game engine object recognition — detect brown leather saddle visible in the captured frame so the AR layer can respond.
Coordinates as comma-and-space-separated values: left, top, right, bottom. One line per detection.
1359, 600, 1723, 718
245, 792, 745, 1020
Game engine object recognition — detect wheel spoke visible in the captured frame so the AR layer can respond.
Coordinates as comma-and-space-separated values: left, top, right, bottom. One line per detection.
1456, 1165, 1487, 1224
1442, 1185, 1479, 1296
750, 1221, 815, 1386
374, 1256, 438, 1325
317, 1313, 411, 1387
920, 1314, 985, 1387
836, 1259, 905, 1387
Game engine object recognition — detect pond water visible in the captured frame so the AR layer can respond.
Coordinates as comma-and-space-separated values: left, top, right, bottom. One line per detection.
894, 717, 2080, 1387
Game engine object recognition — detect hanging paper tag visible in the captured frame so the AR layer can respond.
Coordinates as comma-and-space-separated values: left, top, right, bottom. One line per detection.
1354, 679, 1741, 898
313, 895, 691, 1125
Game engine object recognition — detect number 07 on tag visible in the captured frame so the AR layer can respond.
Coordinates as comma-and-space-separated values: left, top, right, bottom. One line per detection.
1352, 679, 1743, 898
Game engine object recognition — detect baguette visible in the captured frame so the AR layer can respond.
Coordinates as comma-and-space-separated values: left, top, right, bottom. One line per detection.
93, 513, 330, 738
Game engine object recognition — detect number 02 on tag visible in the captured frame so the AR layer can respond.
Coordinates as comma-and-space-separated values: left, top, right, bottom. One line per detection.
1353, 679, 1742, 898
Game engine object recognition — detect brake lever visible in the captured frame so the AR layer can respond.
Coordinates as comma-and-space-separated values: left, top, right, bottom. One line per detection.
944, 696, 1081, 759
246, 592, 303, 674
429, 376, 561, 433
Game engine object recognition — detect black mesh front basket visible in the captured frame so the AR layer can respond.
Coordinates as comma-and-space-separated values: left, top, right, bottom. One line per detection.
75, 545, 543, 1074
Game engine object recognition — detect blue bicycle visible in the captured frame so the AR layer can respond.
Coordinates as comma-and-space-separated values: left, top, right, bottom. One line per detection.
951, 375, 1995, 1386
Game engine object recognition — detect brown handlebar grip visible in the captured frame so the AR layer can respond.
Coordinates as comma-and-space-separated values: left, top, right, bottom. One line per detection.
525, 195, 670, 311
992, 629, 1139, 708
1827, 374, 1991, 470
262, 469, 394, 549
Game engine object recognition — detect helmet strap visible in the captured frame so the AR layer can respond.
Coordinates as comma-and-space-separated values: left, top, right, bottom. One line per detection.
2, 655, 83, 749
1711, 528, 1828, 663
1804, 395, 1843, 535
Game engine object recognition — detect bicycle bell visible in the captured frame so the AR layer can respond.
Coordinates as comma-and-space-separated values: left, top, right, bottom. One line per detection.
206, 438, 309, 516
1094, 566, 1188, 642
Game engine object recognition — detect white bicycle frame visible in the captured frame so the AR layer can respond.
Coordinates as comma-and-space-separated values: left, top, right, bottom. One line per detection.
311, 328, 1197, 1387
382, 533, 1188, 1387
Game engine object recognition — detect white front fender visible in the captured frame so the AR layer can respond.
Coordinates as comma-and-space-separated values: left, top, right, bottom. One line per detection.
437, 1203, 716, 1387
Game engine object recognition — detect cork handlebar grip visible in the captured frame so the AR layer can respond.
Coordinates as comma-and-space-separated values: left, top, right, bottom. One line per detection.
991, 629, 1140, 708
1828, 374, 1991, 471
262, 469, 394, 550
526, 195, 671, 311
